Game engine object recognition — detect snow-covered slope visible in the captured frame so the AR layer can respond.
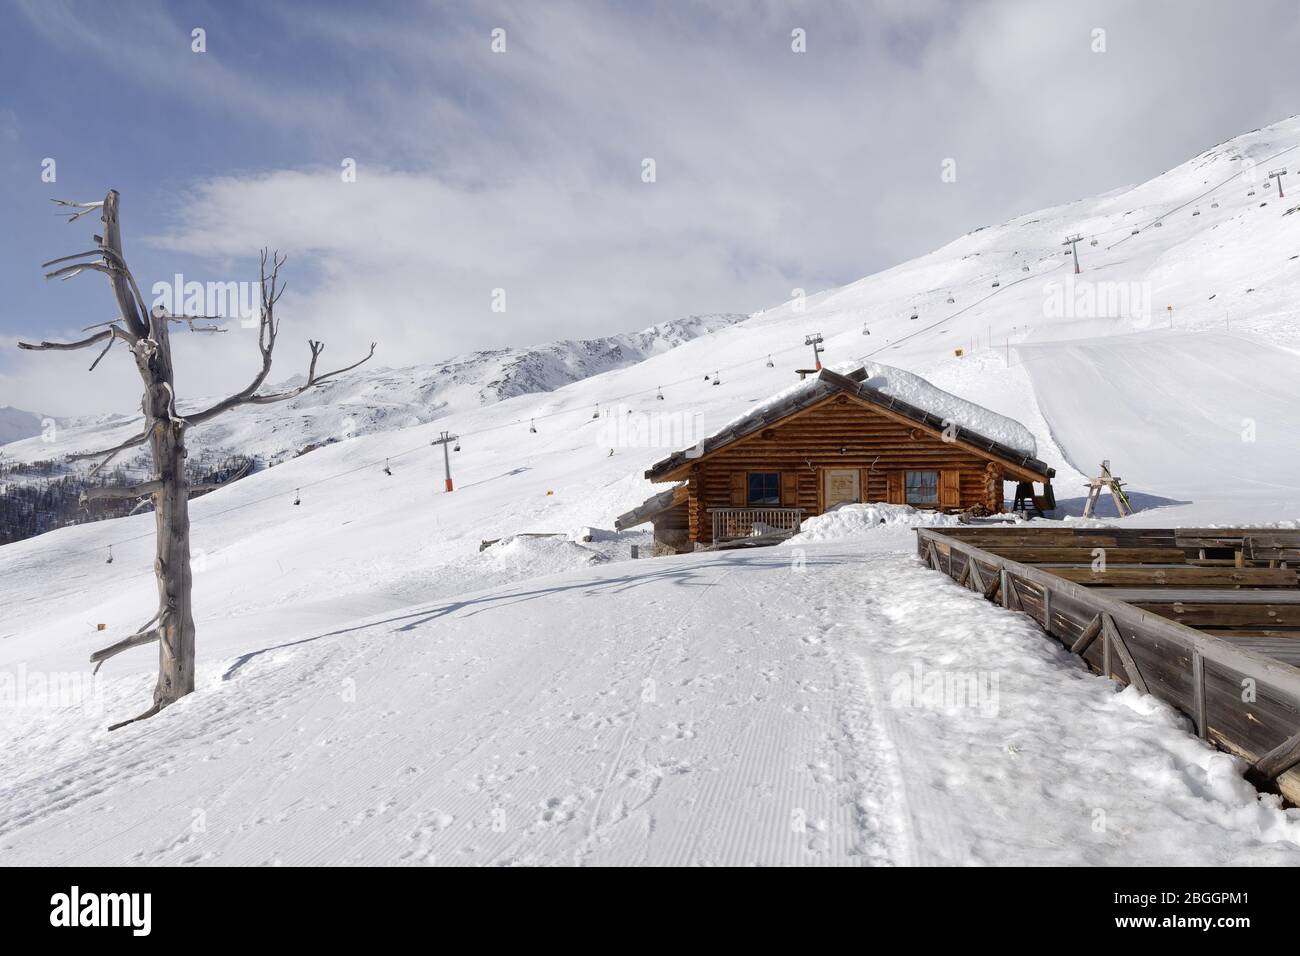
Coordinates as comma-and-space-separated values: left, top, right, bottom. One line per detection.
0, 312, 746, 470
0, 406, 46, 445
5, 531, 1296, 866
4, 116, 1300, 865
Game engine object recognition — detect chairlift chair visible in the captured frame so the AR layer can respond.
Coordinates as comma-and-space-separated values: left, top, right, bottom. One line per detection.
713, 371, 721, 385
909, 309, 918, 320
1090, 238, 1098, 246
592, 405, 600, 419
862, 324, 870, 335
946, 292, 955, 303
384, 458, 392, 476
1211, 202, 1220, 208
453, 440, 460, 452
991, 279, 1000, 288
530, 419, 537, 433
656, 386, 664, 400
765, 355, 774, 368
1192, 209, 1200, 216
1022, 263, 1030, 272
1155, 221, 1163, 227
1131, 228, 1139, 235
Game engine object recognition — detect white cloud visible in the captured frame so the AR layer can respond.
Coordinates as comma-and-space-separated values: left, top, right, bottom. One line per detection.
6, 0, 1300, 415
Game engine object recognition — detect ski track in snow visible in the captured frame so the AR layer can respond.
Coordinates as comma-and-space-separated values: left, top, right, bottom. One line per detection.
3, 535, 1298, 866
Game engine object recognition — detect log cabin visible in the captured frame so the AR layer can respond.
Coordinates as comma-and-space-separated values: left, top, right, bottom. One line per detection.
615, 366, 1055, 554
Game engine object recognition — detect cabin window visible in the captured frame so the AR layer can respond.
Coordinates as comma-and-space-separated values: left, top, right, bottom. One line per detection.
747, 472, 781, 506
905, 470, 940, 505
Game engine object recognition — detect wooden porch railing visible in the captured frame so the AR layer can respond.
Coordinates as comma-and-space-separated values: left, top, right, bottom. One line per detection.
708, 507, 804, 543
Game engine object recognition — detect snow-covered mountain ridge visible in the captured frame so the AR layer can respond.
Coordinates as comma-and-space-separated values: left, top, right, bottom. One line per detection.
0, 312, 747, 472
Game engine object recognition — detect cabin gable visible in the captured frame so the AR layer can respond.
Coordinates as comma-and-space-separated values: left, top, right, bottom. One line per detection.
651, 386, 1047, 486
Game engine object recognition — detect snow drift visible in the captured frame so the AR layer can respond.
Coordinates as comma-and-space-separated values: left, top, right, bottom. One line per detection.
785, 502, 965, 544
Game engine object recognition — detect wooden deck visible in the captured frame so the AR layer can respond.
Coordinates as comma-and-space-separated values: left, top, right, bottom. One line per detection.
915, 526, 1300, 803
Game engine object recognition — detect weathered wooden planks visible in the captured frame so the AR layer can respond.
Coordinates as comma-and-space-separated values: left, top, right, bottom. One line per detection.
946, 528, 1176, 544
989, 547, 1186, 564
915, 527, 1300, 803
1213, 636, 1300, 666
1245, 533, 1300, 564
1052, 566, 1298, 588
1136, 603, 1300, 628
1107, 588, 1300, 603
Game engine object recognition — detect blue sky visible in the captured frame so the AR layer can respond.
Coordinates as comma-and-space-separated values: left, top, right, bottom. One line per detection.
2, 0, 1299, 413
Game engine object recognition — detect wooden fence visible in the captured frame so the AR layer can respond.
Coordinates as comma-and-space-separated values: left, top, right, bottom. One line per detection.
916, 526, 1300, 803
708, 507, 803, 544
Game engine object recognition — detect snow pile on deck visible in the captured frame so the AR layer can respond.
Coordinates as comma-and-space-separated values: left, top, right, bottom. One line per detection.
784, 502, 963, 543
856, 361, 1038, 457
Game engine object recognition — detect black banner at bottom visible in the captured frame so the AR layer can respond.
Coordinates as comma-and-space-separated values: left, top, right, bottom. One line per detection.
0, 866, 1288, 943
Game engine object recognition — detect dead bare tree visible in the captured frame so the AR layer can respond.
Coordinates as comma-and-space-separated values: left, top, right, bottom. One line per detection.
19, 190, 376, 729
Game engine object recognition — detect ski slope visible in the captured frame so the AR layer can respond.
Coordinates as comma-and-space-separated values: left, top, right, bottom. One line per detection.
3, 531, 1297, 866
1018, 330, 1300, 519
4, 115, 1300, 865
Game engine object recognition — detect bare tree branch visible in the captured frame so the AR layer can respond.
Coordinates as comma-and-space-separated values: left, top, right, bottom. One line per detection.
88, 333, 116, 371
42, 249, 108, 269
81, 318, 136, 338
185, 341, 377, 424
91, 627, 162, 673
107, 702, 163, 732
66, 425, 154, 473
80, 481, 162, 504
19, 324, 136, 371
45, 262, 113, 282
50, 198, 104, 223
182, 250, 376, 426
18, 329, 113, 352
152, 308, 226, 333
39, 238, 150, 338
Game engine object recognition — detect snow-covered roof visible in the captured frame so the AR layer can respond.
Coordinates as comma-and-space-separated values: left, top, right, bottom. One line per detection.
645, 364, 1053, 481
855, 361, 1038, 456
613, 483, 686, 530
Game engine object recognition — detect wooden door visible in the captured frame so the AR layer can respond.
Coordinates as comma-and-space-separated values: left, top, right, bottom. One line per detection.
822, 468, 860, 509
939, 470, 961, 509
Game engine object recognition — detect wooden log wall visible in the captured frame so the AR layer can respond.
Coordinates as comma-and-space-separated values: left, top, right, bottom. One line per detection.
685, 395, 1021, 542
